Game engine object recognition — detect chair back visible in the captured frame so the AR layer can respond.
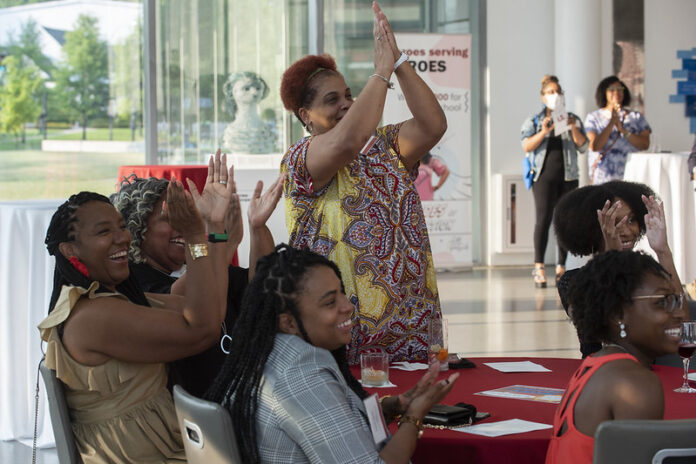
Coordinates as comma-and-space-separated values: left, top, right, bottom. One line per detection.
593, 419, 696, 464
172, 384, 242, 464
39, 359, 82, 464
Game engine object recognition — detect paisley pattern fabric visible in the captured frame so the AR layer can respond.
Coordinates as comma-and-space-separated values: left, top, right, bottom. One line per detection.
281, 124, 441, 364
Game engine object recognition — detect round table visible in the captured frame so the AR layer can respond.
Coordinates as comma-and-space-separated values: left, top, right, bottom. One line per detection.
357, 357, 696, 464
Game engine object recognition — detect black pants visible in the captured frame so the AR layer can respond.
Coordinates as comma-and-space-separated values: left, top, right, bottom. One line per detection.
532, 159, 577, 264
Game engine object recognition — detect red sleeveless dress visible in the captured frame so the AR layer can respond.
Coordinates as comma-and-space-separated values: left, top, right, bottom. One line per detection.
545, 353, 638, 464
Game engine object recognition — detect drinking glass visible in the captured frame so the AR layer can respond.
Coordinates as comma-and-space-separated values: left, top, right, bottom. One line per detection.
675, 321, 696, 393
360, 351, 389, 387
428, 316, 449, 371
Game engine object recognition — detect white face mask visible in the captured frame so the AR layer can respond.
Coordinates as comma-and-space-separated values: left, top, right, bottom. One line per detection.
544, 93, 561, 110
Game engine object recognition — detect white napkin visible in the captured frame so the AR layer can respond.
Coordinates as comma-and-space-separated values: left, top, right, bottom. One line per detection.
484, 361, 551, 373
391, 362, 429, 371
453, 419, 552, 437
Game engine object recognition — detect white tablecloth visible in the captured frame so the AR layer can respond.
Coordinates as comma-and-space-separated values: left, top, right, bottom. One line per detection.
0, 199, 63, 447
623, 152, 696, 283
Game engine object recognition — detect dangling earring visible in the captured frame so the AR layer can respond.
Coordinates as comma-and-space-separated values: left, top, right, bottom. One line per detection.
69, 256, 90, 278
619, 321, 627, 339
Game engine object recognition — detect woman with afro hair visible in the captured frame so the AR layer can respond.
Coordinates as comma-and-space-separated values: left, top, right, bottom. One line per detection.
553, 180, 687, 356
279, 2, 447, 364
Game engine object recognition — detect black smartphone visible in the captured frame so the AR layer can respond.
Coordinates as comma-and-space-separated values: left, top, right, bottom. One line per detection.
475, 412, 490, 422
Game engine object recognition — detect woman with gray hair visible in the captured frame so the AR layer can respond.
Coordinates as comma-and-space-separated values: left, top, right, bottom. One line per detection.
112, 153, 284, 395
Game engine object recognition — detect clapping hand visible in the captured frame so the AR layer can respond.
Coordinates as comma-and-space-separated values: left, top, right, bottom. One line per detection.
165, 178, 206, 240
398, 362, 459, 419
597, 199, 627, 251
372, 2, 396, 75
187, 149, 235, 228
642, 194, 668, 254
248, 173, 285, 230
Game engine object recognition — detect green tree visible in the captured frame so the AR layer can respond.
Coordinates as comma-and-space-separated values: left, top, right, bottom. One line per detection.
56, 14, 109, 140
0, 55, 42, 144
6, 18, 54, 78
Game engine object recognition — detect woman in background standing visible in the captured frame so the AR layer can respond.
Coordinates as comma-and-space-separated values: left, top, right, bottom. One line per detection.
521, 75, 587, 288
585, 75, 651, 185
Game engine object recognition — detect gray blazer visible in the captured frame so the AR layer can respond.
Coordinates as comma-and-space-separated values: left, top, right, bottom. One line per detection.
254, 333, 387, 463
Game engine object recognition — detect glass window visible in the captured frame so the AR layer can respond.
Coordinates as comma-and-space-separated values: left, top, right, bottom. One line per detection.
155, 0, 307, 163
0, 0, 144, 200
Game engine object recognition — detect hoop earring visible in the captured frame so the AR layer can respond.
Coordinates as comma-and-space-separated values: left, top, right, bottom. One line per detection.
619, 321, 627, 339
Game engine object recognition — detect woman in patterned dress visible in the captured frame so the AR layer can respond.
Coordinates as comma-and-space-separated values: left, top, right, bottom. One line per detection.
585, 75, 651, 184
278, 2, 447, 364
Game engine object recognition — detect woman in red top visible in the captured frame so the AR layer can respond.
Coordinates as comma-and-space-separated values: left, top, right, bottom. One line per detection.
546, 250, 686, 464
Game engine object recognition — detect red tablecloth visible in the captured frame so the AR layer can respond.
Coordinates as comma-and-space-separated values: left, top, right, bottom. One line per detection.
354, 357, 695, 464
117, 164, 238, 266
117, 165, 209, 193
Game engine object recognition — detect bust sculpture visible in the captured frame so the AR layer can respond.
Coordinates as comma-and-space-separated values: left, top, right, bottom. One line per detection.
222, 71, 276, 154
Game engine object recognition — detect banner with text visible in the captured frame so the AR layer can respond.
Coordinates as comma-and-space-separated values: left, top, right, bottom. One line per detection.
383, 33, 472, 268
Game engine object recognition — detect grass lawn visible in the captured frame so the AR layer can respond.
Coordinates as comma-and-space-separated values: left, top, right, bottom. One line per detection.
0, 150, 144, 200
0, 128, 144, 150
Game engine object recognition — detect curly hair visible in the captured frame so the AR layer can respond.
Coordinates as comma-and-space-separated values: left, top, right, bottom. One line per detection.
280, 54, 339, 127
540, 74, 563, 95
567, 250, 669, 344
205, 244, 366, 464
222, 71, 270, 121
595, 75, 632, 108
554, 180, 655, 256
110, 176, 169, 264
45, 191, 149, 313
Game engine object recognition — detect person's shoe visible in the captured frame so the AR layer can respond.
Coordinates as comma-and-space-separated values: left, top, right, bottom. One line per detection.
533, 266, 547, 288
555, 265, 566, 286
686, 280, 696, 301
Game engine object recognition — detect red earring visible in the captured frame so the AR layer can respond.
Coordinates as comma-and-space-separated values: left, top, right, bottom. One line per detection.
68, 257, 90, 278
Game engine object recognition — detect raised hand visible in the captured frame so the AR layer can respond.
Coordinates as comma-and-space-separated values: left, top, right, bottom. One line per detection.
165, 178, 206, 240
642, 194, 668, 253
597, 199, 626, 251
248, 173, 285, 229
225, 191, 243, 251
372, 1, 396, 75
187, 149, 235, 227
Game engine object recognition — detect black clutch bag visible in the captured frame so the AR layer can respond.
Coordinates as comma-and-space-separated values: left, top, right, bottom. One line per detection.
423, 403, 477, 427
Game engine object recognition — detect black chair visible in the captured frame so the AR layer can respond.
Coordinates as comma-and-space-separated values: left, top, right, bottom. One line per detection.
172, 384, 242, 464
594, 419, 696, 464
39, 359, 82, 464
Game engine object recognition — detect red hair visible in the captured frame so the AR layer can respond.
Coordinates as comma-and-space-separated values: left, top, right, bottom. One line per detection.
280, 54, 339, 117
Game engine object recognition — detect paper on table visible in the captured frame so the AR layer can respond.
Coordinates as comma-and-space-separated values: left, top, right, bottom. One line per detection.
453, 419, 552, 437
484, 361, 551, 372
475, 385, 564, 403
391, 362, 429, 371
687, 372, 696, 381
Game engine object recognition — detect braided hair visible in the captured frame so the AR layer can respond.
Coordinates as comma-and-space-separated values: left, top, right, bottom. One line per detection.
45, 191, 149, 313
110, 176, 169, 264
205, 244, 366, 464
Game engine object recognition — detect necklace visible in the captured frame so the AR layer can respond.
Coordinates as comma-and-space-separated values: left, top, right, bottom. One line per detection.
220, 321, 232, 354
601, 342, 628, 353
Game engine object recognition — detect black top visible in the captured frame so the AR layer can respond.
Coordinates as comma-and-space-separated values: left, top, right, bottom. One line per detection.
131, 261, 249, 397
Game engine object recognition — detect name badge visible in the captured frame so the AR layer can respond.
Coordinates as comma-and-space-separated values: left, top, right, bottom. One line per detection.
363, 394, 389, 445
360, 135, 379, 155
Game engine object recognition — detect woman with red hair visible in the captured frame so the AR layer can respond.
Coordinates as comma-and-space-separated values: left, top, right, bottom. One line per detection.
280, 1, 447, 364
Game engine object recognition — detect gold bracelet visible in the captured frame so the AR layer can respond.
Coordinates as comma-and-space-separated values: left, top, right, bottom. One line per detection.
188, 243, 209, 260
398, 415, 424, 439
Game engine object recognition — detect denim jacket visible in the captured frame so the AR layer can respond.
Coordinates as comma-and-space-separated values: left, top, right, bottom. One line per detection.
521, 108, 588, 182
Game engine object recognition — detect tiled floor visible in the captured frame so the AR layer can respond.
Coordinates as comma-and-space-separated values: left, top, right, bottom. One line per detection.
1, 265, 579, 461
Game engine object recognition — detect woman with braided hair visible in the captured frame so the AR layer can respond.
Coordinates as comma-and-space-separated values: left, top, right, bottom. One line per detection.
38, 160, 233, 463
205, 244, 458, 464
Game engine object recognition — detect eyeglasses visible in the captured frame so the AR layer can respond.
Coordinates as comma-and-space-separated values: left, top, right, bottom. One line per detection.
632, 293, 684, 313
607, 86, 625, 92
543, 90, 563, 95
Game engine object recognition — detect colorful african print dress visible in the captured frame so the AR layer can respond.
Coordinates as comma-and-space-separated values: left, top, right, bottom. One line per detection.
281, 123, 441, 364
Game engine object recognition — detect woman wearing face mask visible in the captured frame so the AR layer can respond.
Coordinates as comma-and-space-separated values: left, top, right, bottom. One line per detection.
585, 75, 651, 184
279, 2, 446, 363
521, 75, 588, 288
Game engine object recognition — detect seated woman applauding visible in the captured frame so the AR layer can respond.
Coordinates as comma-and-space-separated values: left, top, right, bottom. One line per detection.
39, 162, 232, 463
205, 245, 459, 464
545, 250, 686, 464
